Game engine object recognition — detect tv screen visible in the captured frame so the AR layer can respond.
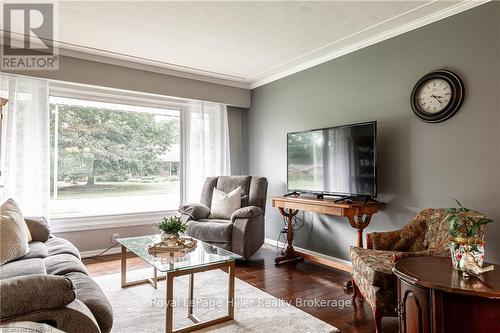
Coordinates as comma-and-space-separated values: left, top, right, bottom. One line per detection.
287, 121, 376, 197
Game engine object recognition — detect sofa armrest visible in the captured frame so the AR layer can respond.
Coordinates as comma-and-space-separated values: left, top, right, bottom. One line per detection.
0, 275, 75, 319
368, 221, 426, 251
24, 216, 51, 242
231, 206, 263, 222
178, 203, 210, 221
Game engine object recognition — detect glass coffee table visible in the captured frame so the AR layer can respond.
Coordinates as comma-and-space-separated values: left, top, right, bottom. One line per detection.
117, 235, 241, 333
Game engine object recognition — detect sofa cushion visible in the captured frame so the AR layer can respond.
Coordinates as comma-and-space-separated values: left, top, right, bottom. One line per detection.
0, 275, 75, 319
44, 254, 88, 276
0, 258, 47, 280
18, 242, 49, 260
24, 216, 51, 242
65, 272, 113, 333
186, 219, 233, 243
46, 237, 81, 259
349, 246, 397, 290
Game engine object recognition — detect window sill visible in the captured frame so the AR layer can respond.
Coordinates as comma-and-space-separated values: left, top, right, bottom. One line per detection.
50, 210, 178, 233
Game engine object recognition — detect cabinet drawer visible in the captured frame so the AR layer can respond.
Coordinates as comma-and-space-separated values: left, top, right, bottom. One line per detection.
324, 206, 342, 216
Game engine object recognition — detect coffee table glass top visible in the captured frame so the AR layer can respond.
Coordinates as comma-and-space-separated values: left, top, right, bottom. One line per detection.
117, 235, 241, 273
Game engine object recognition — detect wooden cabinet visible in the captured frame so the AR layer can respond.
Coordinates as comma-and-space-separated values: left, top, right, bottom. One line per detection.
394, 257, 500, 333
398, 279, 430, 333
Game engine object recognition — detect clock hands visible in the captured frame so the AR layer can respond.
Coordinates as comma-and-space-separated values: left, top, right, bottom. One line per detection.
431, 94, 444, 105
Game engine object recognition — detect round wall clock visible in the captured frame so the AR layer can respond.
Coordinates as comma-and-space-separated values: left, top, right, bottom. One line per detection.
410, 70, 465, 123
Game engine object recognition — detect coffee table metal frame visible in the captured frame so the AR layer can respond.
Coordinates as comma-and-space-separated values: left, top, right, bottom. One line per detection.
120, 244, 235, 333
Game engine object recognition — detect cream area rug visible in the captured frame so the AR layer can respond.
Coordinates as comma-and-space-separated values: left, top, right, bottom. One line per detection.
94, 268, 339, 333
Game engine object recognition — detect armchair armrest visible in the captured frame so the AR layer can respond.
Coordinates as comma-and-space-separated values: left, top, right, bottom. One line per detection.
0, 275, 75, 319
178, 203, 211, 221
391, 247, 450, 263
367, 219, 427, 251
231, 206, 263, 222
24, 216, 51, 242
231, 206, 265, 259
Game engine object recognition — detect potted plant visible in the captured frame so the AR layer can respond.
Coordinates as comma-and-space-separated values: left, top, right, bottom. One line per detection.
156, 216, 187, 241
445, 200, 493, 270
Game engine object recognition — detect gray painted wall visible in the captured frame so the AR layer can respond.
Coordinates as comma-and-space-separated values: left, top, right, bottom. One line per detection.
248, 3, 500, 263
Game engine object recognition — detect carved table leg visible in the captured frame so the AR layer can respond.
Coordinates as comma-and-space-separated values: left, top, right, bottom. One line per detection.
344, 211, 375, 290
275, 208, 303, 265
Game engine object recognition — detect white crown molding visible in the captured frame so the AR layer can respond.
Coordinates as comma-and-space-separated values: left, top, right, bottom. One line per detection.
249, 0, 489, 89
58, 46, 252, 90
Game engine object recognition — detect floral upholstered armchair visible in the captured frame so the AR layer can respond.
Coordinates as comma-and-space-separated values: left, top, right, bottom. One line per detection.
349, 208, 484, 333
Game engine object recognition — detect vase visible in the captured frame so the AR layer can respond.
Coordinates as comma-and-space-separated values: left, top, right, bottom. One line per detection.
449, 238, 485, 270
161, 232, 179, 242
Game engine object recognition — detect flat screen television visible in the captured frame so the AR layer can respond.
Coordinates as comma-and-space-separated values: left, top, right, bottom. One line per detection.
287, 121, 377, 198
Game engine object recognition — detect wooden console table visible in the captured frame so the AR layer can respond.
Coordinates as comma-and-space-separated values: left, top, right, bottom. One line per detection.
394, 256, 500, 333
271, 196, 384, 272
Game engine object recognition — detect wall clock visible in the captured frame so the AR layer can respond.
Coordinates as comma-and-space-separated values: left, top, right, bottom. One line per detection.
410, 70, 465, 123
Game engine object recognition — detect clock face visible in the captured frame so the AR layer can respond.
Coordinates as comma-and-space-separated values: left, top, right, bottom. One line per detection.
416, 78, 452, 113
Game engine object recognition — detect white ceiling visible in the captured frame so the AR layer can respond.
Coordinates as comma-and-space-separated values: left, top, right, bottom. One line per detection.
49, 1, 489, 88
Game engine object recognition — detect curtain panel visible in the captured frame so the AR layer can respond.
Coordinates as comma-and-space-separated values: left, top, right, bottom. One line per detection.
0, 75, 50, 216
184, 101, 231, 203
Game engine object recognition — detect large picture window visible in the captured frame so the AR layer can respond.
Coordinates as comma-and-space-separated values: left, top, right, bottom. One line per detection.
49, 97, 181, 217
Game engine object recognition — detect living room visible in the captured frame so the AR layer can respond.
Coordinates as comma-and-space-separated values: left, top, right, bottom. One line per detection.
1, 1, 499, 333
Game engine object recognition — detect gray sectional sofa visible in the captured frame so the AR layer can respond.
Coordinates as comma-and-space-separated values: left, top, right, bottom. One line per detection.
0, 217, 113, 333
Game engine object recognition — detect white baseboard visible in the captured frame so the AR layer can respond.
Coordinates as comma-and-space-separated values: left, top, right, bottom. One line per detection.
264, 238, 352, 268
80, 246, 122, 258
81, 239, 353, 267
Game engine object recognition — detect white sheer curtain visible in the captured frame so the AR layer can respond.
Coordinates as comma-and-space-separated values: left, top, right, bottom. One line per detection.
184, 101, 231, 203
0, 74, 50, 216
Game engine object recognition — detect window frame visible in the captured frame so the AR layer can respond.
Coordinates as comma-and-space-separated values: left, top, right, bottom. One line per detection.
49, 82, 188, 231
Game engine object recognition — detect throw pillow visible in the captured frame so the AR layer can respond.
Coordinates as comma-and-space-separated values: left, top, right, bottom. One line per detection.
0, 199, 32, 242
0, 199, 31, 265
210, 187, 241, 220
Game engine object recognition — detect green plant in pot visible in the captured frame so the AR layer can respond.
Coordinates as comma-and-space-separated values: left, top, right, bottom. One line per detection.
445, 200, 493, 270
156, 216, 187, 241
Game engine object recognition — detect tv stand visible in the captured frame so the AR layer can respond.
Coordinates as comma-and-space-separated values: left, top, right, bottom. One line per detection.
283, 191, 301, 197
334, 195, 379, 204
272, 196, 385, 289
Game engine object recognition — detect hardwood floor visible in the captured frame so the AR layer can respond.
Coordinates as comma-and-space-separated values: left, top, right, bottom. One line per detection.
83, 244, 398, 333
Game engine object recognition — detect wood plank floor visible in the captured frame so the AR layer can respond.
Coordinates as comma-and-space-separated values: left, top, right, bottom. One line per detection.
83, 245, 397, 333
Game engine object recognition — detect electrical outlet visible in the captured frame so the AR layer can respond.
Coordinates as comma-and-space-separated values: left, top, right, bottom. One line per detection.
111, 233, 120, 244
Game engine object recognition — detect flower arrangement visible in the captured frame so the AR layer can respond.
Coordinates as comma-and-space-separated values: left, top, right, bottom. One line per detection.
156, 216, 187, 239
444, 200, 493, 270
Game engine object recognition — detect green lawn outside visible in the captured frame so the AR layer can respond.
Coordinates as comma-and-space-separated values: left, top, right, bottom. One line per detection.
54, 181, 180, 199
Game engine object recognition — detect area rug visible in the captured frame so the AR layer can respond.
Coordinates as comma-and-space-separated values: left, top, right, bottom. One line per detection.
94, 268, 339, 332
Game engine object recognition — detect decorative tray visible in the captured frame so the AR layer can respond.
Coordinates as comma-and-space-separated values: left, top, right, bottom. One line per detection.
147, 237, 197, 254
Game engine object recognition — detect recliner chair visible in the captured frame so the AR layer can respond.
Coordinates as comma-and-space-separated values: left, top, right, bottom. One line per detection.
179, 176, 268, 260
